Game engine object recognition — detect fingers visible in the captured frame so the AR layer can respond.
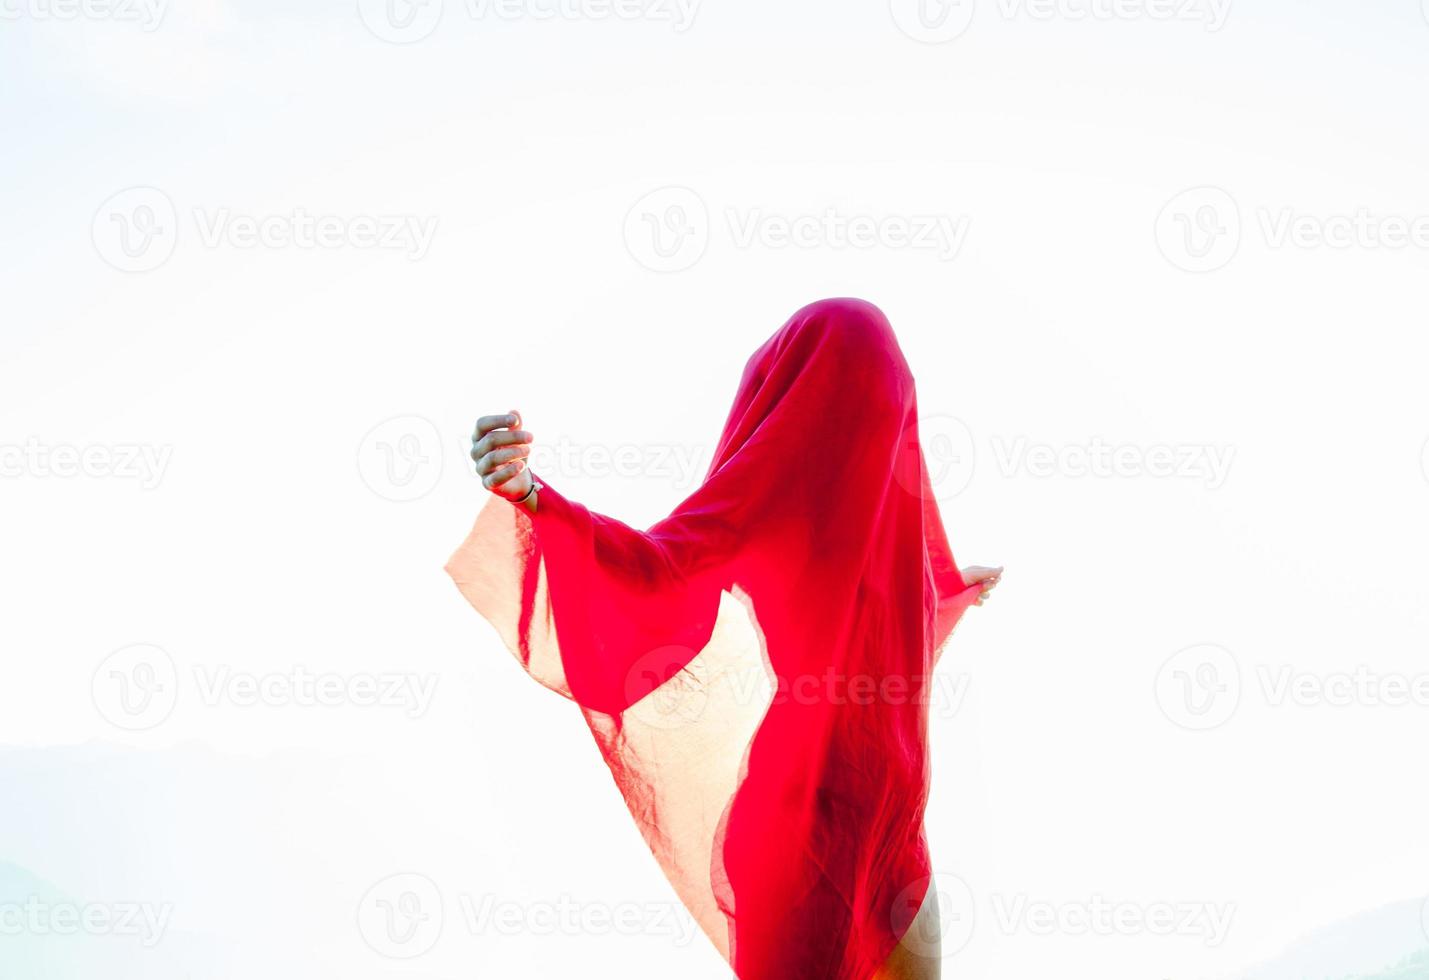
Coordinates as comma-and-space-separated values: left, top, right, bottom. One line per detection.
474, 413, 518, 441
483, 460, 526, 491
472, 411, 534, 467
471, 429, 533, 465
472, 442, 531, 475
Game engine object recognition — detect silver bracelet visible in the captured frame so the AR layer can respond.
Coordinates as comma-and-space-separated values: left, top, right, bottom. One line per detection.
514, 479, 544, 505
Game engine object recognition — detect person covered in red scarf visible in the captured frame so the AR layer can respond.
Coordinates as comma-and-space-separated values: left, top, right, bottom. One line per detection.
448, 298, 1002, 980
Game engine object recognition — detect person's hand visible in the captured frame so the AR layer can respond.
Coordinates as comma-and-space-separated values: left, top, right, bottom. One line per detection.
961, 565, 1004, 606
472, 410, 537, 512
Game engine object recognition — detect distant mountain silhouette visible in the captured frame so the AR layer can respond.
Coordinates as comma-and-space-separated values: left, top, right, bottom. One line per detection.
1235, 898, 1429, 980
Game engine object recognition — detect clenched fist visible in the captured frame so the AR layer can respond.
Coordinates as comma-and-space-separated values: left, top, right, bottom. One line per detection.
471, 410, 538, 513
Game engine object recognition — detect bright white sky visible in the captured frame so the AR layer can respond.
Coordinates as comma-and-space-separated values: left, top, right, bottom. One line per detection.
3, 1, 1429, 978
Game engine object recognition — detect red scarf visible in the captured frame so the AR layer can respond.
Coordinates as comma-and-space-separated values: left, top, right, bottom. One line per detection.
447, 297, 980, 978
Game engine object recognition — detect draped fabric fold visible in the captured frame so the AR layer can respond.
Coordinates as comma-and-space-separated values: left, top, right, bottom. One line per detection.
446, 298, 981, 979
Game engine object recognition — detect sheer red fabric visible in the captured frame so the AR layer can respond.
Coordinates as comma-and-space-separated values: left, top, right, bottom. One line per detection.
446, 298, 981, 979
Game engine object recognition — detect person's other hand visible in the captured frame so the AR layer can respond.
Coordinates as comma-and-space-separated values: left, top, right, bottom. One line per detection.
961, 566, 1004, 606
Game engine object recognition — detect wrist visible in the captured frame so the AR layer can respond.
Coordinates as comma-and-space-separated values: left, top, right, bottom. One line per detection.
513, 478, 543, 513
